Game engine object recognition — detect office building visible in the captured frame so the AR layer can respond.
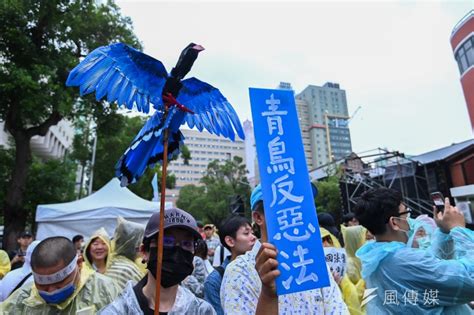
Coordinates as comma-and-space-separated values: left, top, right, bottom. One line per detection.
0, 120, 74, 160
296, 82, 353, 168
166, 128, 246, 204
277, 82, 314, 169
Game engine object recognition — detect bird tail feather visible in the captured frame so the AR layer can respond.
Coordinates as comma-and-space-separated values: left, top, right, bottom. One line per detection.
115, 109, 183, 186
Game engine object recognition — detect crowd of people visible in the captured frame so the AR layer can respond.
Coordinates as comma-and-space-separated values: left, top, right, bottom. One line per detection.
0, 185, 472, 314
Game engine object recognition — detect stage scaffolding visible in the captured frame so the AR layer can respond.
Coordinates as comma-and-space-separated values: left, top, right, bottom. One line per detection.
315, 148, 434, 216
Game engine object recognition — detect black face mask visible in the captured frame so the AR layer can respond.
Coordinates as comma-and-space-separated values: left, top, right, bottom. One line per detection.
147, 246, 194, 288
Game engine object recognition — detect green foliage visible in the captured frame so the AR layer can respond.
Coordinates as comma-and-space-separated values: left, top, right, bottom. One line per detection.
24, 157, 76, 222
0, 147, 15, 207
315, 176, 342, 213
0, 0, 141, 126
177, 156, 251, 225
93, 113, 143, 191
180, 145, 191, 165
128, 165, 176, 200
92, 112, 176, 199
0, 0, 141, 247
0, 147, 76, 226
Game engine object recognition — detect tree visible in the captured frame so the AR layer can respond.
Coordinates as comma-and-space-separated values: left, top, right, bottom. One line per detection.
92, 113, 144, 191
24, 157, 76, 229
315, 176, 342, 216
177, 156, 251, 225
70, 110, 95, 198
128, 165, 176, 200
0, 147, 15, 224
0, 146, 76, 229
91, 112, 178, 200
0, 0, 140, 250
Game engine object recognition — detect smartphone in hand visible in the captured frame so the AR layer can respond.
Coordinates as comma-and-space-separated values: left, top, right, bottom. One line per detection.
431, 192, 445, 212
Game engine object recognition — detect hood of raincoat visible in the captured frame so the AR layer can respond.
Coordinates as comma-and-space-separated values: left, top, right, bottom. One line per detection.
111, 217, 145, 261
320, 227, 342, 248
356, 241, 405, 278
0, 240, 41, 301
84, 227, 111, 272
0, 250, 11, 279
340, 225, 367, 258
24, 240, 41, 270
406, 215, 436, 248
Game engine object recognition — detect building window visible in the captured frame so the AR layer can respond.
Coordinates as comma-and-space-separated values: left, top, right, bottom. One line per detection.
455, 36, 474, 75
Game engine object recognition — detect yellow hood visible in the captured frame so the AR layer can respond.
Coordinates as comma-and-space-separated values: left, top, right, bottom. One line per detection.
0, 250, 11, 278
320, 227, 342, 248
340, 225, 367, 258
83, 227, 111, 272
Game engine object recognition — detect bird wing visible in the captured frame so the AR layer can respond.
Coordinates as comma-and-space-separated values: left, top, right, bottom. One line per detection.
66, 43, 168, 113
177, 77, 245, 141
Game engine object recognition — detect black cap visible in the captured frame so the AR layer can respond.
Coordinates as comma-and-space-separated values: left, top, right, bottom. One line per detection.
144, 208, 202, 240
20, 231, 33, 238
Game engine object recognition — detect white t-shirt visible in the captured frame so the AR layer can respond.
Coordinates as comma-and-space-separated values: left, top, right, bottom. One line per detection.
212, 245, 231, 267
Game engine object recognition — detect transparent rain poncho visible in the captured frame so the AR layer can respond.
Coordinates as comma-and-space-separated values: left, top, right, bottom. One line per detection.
1, 263, 120, 314
98, 280, 216, 315
341, 225, 367, 286
356, 226, 474, 314
406, 215, 436, 249
84, 227, 112, 273
0, 240, 40, 301
321, 227, 364, 315
105, 217, 146, 290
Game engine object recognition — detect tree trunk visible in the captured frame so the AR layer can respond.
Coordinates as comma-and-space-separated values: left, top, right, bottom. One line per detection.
3, 132, 32, 251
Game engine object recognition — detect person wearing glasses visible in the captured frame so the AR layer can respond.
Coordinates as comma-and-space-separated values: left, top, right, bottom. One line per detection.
99, 208, 216, 315
353, 188, 474, 314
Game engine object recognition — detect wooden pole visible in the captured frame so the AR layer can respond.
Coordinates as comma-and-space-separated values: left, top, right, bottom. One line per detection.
154, 125, 170, 315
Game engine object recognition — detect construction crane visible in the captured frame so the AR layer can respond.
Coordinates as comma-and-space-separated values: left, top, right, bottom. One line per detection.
348, 105, 362, 124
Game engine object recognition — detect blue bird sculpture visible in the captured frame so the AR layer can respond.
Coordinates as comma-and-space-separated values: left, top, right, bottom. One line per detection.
66, 43, 245, 186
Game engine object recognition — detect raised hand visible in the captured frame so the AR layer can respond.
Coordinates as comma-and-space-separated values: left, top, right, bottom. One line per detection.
255, 242, 279, 315
433, 197, 465, 233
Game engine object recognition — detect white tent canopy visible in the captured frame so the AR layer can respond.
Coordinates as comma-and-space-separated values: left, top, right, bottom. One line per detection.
35, 178, 172, 240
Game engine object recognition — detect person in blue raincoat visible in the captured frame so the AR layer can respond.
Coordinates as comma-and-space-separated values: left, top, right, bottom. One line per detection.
354, 188, 474, 314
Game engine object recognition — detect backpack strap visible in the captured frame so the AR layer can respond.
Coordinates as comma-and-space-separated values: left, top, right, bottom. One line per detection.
215, 266, 225, 278
11, 272, 32, 295
220, 245, 225, 264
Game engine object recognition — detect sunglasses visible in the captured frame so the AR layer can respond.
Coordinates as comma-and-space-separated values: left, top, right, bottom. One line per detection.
163, 236, 196, 252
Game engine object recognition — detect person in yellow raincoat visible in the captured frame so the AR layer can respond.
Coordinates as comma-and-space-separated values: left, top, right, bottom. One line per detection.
321, 227, 365, 315
83, 228, 111, 274
0, 236, 119, 315
105, 217, 146, 290
341, 225, 368, 312
0, 250, 11, 279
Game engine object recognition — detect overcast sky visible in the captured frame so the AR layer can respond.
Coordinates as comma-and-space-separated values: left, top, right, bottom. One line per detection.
116, 0, 473, 156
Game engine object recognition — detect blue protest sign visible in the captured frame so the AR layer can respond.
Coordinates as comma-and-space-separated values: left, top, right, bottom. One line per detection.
249, 87, 330, 295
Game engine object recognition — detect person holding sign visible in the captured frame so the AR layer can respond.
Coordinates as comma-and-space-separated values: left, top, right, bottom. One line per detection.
354, 188, 474, 314
320, 228, 364, 315
220, 185, 349, 315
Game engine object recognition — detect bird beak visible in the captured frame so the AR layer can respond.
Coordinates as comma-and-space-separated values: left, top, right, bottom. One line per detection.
192, 44, 205, 52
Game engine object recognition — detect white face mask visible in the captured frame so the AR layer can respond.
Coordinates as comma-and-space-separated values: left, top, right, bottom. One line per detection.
415, 236, 431, 250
